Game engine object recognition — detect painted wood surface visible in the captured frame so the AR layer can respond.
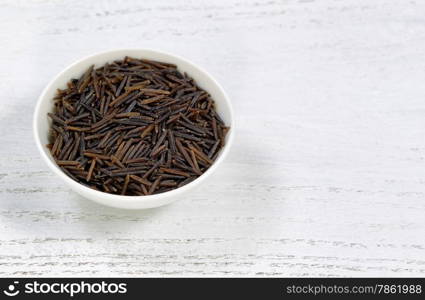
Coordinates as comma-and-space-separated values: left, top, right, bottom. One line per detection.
0, 0, 425, 276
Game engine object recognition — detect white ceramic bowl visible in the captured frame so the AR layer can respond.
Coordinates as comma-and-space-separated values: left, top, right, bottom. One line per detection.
33, 49, 234, 209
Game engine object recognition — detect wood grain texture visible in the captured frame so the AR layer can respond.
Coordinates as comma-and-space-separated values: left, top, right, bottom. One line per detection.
1, 0, 425, 276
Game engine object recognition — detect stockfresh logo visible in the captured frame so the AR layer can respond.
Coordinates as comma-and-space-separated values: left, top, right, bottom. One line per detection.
2, 280, 127, 297
3, 281, 19, 297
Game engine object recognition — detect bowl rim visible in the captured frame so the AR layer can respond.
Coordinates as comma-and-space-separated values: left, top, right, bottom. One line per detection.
33, 48, 235, 204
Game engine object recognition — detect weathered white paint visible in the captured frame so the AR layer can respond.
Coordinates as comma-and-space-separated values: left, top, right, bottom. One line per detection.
0, 0, 425, 276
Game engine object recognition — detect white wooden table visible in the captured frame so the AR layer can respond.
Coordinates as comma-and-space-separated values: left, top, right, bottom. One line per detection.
1, 0, 425, 277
